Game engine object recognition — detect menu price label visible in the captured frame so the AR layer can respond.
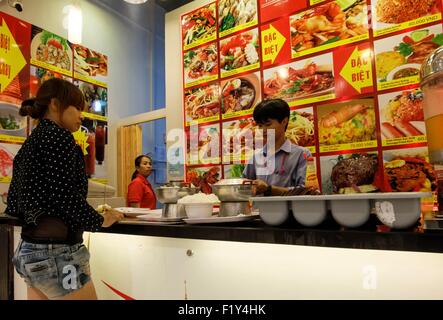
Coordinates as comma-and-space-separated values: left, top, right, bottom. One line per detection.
289, 93, 336, 108
320, 140, 378, 153
310, 0, 327, 4
90, 178, 109, 185
377, 75, 420, 92
374, 13, 442, 38
222, 108, 254, 120
221, 63, 260, 79
0, 135, 25, 143
382, 135, 427, 147
185, 74, 218, 89
187, 156, 221, 166
31, 59, 71, 77
74, 74, 108, 89
184, 33, 217, 52
222, 153, 253, 164
306, 146, 316, 155
82, 112, 108, 122
219, 20, 258, 39
185, 115, 219, 127
0, 176, 11, 183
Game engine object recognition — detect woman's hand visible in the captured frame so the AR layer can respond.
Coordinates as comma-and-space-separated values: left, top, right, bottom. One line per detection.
101, 208, 124, 228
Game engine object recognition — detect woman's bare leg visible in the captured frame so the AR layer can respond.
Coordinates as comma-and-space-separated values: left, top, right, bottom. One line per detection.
27, 287, 49, 300
56, 281, 98, 300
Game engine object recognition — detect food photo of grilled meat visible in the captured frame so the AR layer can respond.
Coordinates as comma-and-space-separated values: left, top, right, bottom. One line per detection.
331, 153, 379, 194
384, 155, 437, 192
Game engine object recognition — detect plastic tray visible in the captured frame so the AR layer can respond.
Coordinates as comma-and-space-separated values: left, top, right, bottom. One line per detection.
251, 192, 431, 228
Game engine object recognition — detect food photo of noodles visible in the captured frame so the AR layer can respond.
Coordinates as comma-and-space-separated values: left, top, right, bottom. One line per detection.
286, 107, 315, 148
184, 83, 220, 122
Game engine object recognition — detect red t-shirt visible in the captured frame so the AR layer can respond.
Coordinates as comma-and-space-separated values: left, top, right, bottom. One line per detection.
127, 174, 157, 209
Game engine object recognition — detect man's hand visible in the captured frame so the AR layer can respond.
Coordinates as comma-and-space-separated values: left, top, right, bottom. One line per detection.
101, 208, 124, 228
254, 179, 269, 195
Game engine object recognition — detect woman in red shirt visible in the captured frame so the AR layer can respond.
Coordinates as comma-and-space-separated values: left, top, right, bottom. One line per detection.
127, 155, 157, 208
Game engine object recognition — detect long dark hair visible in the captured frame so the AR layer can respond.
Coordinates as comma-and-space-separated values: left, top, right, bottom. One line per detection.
20, 78, 85, 119
131, 155, 153, 181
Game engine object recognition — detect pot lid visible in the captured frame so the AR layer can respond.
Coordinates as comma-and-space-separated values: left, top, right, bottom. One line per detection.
420, 46, 443, 86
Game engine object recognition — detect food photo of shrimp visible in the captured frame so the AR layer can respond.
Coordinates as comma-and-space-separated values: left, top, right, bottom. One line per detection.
317, 98, 377, 151
290, 0, 368, 56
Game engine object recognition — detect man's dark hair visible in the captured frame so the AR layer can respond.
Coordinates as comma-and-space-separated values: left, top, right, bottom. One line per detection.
253, 99, 290, 130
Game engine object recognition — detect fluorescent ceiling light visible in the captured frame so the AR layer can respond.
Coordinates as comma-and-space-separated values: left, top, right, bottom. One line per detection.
68, 4, 83, 44
123, 0, 148, 4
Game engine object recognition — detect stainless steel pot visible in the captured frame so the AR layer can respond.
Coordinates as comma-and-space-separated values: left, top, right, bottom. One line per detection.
168, 180, 185, 187
156, 183, 200, 204
212, 179, 255, 202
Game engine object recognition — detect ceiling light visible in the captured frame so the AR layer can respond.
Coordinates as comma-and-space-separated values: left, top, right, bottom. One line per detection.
123, 0, 148, 4
68, 4, 83, 44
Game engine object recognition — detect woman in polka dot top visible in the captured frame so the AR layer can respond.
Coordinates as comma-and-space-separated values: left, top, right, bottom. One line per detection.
6, 78, 123, 300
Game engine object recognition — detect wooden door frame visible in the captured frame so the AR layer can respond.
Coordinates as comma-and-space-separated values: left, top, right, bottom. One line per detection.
117, 109, 166, 196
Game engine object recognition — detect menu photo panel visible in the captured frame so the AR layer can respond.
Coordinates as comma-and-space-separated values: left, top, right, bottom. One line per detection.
374, 23, 443, 92
184, 81, 221, 126
0, 12, 31, 143
0, 142, 21, 183
75, 117, 108, 184
263, 52, 336, 107
320, 151, 380, 194
221, 71, 261, 120
30, 26, 73, 77
218, 0, 258, 38
317, 97, 378, 154
378, 87, 427, 147
372, 0, 442, 38
290, 0, 369, 60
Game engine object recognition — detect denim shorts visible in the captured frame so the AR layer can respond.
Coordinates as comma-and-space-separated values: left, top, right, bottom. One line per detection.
12, 240, 92, 299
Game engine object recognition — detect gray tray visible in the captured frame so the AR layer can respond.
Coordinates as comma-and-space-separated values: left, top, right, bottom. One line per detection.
251, 192, 432, 228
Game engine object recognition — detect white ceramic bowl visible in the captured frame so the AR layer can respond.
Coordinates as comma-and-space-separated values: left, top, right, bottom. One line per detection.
386, 63, 421, 81
0, 103, 27, 137
184, 203, 214, 219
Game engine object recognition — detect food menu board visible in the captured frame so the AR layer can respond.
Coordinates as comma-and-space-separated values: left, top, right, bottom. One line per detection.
73, 44, 108, 88
0, 11, 110, 184
186, 123, 221, 165
218, 0, 258, 38
0, 12, 30, 181
372, 0, 442, 37
221, 71, 261, 119
222, 116, 259, 163
287, 106, 315, 154
0, 143, 21, 183
179, 0, 441, 196
290, 0, 369, 59
30, 26, 73, 77
182, 2, 217, 51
